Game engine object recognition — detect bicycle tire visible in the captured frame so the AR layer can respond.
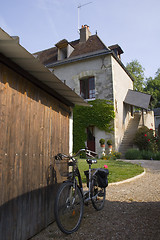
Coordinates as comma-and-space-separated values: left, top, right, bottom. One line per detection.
54, 181, 84, 234
91, 175, 106, 211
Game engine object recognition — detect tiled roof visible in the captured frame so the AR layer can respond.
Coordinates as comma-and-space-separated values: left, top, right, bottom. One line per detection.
34, 35, 109, 66
70, 35, 108, 57
55, 39, 68, 48
34, 47, 57, 65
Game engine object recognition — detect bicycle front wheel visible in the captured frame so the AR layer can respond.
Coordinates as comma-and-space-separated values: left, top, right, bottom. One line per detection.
91, 176, 106, 211
54, 181, 84, 234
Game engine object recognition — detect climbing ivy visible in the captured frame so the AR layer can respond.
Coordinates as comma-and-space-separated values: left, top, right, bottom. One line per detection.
73, 99, 115, 152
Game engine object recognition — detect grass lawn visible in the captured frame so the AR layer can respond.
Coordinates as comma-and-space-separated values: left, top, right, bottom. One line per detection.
78, 159, 144, 184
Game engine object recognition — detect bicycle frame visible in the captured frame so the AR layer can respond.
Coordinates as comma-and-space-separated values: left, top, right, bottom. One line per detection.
68, 157, 100, 204
55, 148, 103, 203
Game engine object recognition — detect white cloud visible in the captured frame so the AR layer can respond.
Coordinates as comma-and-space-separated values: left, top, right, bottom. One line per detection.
34, 0, 60, 39
35, 0, 61, 10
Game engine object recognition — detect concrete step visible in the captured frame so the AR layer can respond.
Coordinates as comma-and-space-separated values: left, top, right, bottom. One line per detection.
119, 114, 141, 157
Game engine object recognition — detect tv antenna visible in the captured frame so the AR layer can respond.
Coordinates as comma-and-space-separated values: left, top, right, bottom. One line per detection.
78, 2, 92, 33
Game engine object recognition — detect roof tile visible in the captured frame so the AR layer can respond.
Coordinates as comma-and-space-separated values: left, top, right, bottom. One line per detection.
34, 35, 108, 65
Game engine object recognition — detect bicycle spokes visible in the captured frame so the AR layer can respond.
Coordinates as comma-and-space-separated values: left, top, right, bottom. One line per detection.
54, 182, 83, 234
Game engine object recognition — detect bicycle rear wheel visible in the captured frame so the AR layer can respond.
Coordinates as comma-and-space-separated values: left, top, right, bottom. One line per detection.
91, 176, 106, 211
54, 181, 84, 234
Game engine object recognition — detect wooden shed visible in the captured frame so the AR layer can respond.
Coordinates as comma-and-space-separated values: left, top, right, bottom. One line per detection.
0, 28, 88, 240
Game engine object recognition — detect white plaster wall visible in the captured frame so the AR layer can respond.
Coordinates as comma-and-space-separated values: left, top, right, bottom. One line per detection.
111, 57, 134, 151
69, 110, 73, 155
139, 110, 155, 130
67, 44, 74, 58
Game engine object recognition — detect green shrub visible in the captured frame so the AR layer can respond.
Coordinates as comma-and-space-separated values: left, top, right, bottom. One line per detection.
125, 148, 160, 160
112, 151, 121, 159
125, 149, 142, 160
155, 152, 160, 160
107, 139, 112, 146
99, 138, 105, 145
134, 126, 157, 152
140, 150, 160, 160
105, 151, 121, 160
156, 137, 160, 151
140, 150, 154, 160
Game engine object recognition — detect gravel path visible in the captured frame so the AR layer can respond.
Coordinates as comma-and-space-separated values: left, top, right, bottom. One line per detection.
31, 160, 160, 240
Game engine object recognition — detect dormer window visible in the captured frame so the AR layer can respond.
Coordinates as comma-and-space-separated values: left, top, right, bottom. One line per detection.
59, 47, 67, 60
108, 44, 124, 60
55, 39, 74, 61
80, 77, 95, 99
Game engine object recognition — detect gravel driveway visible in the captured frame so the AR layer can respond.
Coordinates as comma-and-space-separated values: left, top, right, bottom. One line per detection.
31, 160, 160, 240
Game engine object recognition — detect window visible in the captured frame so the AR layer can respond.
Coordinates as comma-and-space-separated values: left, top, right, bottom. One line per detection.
80, 77, 95, 99
60, 47, 67, 60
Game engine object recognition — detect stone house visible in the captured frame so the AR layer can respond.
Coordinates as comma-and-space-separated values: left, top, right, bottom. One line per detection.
35, 25, 155, 156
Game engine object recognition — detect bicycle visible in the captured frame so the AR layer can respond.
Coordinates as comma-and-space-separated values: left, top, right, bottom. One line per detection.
54, 148, 109, 234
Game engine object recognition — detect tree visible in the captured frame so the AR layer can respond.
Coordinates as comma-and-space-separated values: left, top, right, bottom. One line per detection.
145, 68, 160, 108
126, 60, 145, 92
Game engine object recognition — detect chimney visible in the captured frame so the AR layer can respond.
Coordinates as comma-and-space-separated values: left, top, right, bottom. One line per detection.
80, 25, 91, 42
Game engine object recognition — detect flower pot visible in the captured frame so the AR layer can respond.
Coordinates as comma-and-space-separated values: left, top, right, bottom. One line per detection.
100, 144, 105, 148
108, 145, 112, 154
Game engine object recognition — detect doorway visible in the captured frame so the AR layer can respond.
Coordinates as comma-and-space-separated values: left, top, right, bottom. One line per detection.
87, 126, 95, 152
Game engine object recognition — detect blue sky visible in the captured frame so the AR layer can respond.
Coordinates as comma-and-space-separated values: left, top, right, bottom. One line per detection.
1, 0, 160, 78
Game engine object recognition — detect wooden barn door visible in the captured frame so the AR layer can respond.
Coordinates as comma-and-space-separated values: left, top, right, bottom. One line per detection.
0, 63, 70, 240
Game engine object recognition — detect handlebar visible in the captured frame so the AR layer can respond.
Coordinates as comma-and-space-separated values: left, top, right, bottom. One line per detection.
55, 148, 97, 160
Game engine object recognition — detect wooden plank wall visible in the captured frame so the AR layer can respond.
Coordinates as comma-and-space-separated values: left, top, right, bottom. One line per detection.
0, 63, 70, 240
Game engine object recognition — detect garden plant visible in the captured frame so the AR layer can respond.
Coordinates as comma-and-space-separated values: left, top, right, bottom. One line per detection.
125, 126, 160, 160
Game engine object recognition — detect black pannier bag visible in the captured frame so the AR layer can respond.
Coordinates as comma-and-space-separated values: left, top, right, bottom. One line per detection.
96, 169, 109, 188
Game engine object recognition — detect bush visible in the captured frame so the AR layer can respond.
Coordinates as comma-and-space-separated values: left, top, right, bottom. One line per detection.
125, 149, 142, 160
125, 149, 160, 160
156, 137, 160, 151
105, 151, 121, 160
155, 152, 160, 160
112, 151, 121, 159
140, 150, 154, 160
107, 139, 112, 146
99, 138, 105, 145
134, 126, 157, 152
